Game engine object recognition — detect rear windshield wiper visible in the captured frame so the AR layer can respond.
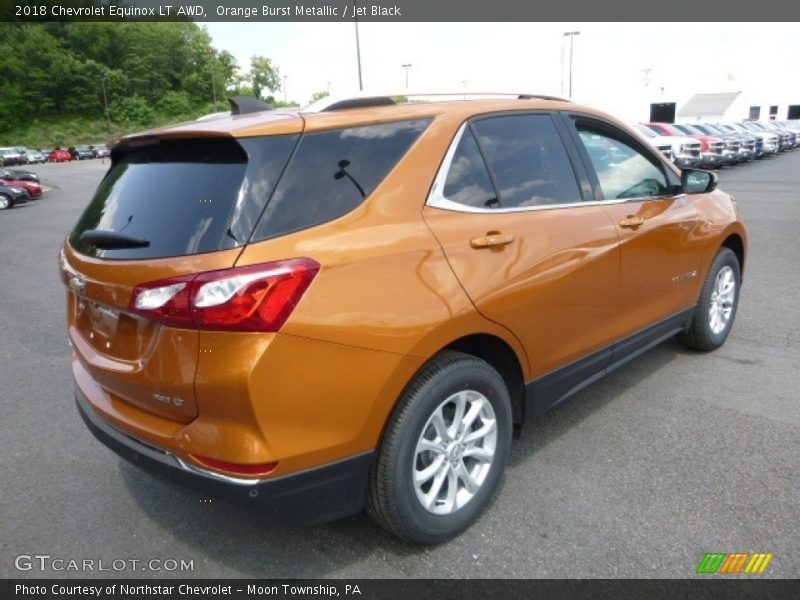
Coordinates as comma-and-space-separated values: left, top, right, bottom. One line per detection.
80, 229, 150, 249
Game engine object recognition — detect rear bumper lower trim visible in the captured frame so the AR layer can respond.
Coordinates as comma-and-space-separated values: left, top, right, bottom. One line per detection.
75, 387, 373, 525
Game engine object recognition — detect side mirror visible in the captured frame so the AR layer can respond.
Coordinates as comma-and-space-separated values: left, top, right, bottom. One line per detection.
682, 169, 718, 194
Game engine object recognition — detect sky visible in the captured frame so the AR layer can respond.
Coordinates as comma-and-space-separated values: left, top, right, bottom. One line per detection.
203, 22, 800, 121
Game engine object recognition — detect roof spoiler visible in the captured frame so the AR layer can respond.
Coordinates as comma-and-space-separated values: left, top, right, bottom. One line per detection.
228, 96, 274, 115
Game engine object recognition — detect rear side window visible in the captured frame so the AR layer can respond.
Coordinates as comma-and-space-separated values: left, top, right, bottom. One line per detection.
471, 114, 581, 208
70, 136, 297, 259
252, 119, 431, 241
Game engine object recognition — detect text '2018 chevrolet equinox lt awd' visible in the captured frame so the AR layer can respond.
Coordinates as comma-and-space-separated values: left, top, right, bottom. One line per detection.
61, 93, 747, 543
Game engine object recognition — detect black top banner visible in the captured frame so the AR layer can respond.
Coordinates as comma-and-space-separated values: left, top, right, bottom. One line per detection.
3, 0, 800, 22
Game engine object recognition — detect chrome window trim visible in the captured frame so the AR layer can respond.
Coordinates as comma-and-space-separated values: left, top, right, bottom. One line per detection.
425, 121, 684, 215
427, 122, 469, 209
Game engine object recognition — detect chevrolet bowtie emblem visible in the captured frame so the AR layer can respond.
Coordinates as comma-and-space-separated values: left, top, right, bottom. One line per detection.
68, 276, 86, 295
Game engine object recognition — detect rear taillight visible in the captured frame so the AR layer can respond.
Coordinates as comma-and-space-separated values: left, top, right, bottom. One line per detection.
129, 258, 320, 332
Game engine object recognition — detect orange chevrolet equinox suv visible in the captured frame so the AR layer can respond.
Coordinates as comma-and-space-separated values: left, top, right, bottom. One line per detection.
61, 94, 747, 543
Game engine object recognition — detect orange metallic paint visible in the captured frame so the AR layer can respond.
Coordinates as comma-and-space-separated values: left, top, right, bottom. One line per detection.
423, 204, 621, 379
63, 98, 747, 482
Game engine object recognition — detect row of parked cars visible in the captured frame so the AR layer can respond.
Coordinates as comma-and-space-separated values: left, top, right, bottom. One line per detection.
0, 166, 44, 210
0, 144, 110, 166
635, 120, 800, 169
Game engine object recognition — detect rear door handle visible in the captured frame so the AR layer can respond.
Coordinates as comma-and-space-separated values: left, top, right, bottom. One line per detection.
618, 216, 645, 229
470, 233, 515, 249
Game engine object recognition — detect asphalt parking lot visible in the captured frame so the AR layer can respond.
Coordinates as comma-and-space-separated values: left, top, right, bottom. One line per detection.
1, 154, 798, 579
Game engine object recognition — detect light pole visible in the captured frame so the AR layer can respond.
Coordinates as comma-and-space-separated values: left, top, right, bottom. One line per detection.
354, 2, 363, 91
402, 63, 412, 90
563, 31, 580, 98
283, 75, 287, 104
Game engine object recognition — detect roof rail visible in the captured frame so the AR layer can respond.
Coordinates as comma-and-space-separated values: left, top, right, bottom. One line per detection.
303, 91, 571, 113
517, 93, 572, 102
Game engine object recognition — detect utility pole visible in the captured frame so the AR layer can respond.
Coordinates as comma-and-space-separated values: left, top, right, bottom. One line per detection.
283, 75, 288, 103
207, 49, 217, 106
402, 64, 412, 90
101, 75, 111, 132
354, 1, 363, 91
211, 59, 217, 106
563, 31, 580, 98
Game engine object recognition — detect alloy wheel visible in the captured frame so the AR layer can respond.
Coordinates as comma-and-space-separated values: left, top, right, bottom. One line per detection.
709, 265, 736, 334
412, 390, 497, 515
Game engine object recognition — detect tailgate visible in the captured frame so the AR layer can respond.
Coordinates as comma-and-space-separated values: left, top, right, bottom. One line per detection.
61, 130, 302, 423
62, 246, 242, 423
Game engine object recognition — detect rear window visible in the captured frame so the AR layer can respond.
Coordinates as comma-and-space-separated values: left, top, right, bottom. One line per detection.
69, 136, 297, 259
251, 119, 431, 241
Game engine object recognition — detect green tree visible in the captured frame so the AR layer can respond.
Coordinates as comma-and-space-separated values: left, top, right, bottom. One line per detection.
156, 91, 193, 118
110, 95, 156, 127
309, 90, 330, 104
249, 55, 280, 100
0, 22, 285, 142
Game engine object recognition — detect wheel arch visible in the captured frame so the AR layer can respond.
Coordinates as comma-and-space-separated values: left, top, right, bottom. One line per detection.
382, 326, 529, 438
721, 232, 746, 279
443, 334, 526, 430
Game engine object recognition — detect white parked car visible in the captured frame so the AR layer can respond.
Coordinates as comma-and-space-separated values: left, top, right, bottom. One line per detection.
632, 124, 674, 161
20, 148, 46, 164
637, 124, 704, 169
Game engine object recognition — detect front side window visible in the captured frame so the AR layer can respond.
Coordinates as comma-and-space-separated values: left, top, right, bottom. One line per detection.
576, 128, 669, 200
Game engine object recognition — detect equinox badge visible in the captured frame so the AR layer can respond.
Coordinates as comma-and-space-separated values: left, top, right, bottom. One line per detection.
153, 393, 185, 407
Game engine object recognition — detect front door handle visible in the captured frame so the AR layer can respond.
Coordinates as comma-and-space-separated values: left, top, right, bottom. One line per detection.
618, 216, 645, 229
470, 233, 515, 249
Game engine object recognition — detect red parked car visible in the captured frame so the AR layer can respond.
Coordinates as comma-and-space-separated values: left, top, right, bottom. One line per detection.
646, 122, 728, 168
0, 177, 42, 198
48, 148, 72, 162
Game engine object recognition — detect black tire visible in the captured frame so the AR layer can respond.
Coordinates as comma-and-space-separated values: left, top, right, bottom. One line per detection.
367, 350, 512, 543
681, 247, 741, 351
0, 193, 13, 210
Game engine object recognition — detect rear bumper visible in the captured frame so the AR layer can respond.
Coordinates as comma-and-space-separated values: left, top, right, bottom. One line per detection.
75, 387, 373, 525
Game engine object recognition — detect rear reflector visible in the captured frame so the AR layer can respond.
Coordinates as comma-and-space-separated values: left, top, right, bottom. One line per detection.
192, 455, 278, 477
129, 258, 319, 332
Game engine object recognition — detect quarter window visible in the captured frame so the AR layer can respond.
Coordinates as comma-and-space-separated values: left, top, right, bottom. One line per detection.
442, 129, 497, 209
577, 128, 669, 200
